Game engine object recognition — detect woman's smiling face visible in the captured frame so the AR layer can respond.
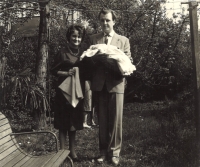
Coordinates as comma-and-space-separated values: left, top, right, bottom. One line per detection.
69, 30, 82, 48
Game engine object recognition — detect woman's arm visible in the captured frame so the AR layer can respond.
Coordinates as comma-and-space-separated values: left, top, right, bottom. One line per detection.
57, 68, 76, 77
57, 71, 69, 76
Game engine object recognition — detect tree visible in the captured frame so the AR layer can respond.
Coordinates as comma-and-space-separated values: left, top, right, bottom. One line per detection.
50, 0, 192, 101
0, 0, 193, 129
0, 0, 50, 129
35, 1, 50, 128
125, 1, 191, 101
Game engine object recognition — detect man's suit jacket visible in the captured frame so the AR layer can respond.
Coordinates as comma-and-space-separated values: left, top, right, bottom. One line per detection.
88, 32, 131, 93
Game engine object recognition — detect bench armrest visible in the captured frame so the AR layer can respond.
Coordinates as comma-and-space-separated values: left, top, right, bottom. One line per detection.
10, 131, 59, 153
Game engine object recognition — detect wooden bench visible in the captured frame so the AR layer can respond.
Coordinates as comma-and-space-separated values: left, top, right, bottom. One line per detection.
0, 112, 73, 167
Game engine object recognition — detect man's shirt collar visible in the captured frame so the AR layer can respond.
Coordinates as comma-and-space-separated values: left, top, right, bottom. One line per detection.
104, 30, 115, 37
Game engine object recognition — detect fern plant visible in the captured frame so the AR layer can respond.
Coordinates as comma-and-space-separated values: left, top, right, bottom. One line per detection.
1, 63, 50, 129
11, 68, 50, 112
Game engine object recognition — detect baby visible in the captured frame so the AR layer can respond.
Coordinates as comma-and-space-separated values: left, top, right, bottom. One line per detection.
80, 44, 136, 76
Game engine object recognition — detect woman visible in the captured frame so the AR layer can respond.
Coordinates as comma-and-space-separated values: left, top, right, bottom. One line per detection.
52, 24, 88, 160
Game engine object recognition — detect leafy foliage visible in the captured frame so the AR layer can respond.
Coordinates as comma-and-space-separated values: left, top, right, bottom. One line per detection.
50, 0, 193, 101
0, 35, 50, 130
119, 1, 192, 101
0, 0, 194, 128
1, 0, 192, 103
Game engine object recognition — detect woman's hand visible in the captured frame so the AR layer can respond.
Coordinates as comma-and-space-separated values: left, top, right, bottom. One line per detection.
68, 68, 76, 76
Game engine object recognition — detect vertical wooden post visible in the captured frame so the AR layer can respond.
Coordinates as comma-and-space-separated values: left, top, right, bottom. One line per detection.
189, 0, 200, 139
183, 1, 200, 165
181, 0, 200, 164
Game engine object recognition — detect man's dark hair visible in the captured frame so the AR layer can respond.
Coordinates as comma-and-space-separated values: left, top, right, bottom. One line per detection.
98, 8, 117, 21
66, 24, 86, 42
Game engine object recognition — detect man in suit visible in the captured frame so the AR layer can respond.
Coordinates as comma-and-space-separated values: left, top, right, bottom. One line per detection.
85, 8, 131, 165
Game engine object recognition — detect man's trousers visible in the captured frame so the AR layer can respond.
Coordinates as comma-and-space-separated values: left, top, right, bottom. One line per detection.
95, 86, 124, 157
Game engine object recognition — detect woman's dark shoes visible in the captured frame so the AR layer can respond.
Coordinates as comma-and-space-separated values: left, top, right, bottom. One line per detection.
69, 153, 79, 162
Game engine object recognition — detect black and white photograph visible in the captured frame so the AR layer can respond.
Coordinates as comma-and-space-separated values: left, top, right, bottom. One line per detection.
0, 0, 199, 166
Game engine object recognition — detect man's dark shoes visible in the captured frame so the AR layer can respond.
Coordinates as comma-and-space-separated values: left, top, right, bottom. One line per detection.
97, 155, 106, 164
111, 156, 120, 166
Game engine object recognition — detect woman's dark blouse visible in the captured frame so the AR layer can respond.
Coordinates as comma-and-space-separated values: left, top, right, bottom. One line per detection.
51, 45, 90, 131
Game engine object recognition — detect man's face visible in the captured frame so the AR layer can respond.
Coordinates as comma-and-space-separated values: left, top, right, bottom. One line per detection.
99, 12, 115, 34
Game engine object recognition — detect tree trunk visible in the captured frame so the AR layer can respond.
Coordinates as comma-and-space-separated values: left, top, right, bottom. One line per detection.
35, 0, 50, 129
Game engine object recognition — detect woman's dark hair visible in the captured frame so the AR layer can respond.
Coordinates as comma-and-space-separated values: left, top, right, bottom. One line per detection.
66, 24, 86, 42
98, 8, 117, 21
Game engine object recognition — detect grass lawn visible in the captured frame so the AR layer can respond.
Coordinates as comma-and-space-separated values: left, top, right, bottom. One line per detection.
10, 99, 197, 167
72, 101, 197, 167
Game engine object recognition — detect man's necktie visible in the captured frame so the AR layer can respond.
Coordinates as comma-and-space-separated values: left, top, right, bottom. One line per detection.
104, 34, 109, 45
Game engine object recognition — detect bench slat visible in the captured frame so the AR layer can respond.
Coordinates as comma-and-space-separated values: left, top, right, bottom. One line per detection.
45, 150, 70, 167
1, 150, 21, 166
0, 113, 6, 120
3, 152, 26, 167
0, 138, 15, 154
0, 123, 11, 133
32, 154, 58, 167
19, 155, 37, 167
42, 150, 68, 167
21, 154, 54, 167
0, 144, 19, 160
12, 154, 32, 167
0, 118, 9, 127
0, 135, 12, 147
0, 128, 12, 140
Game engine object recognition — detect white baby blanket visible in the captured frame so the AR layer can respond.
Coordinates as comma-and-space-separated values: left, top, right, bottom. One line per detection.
80, 44, 136, 76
